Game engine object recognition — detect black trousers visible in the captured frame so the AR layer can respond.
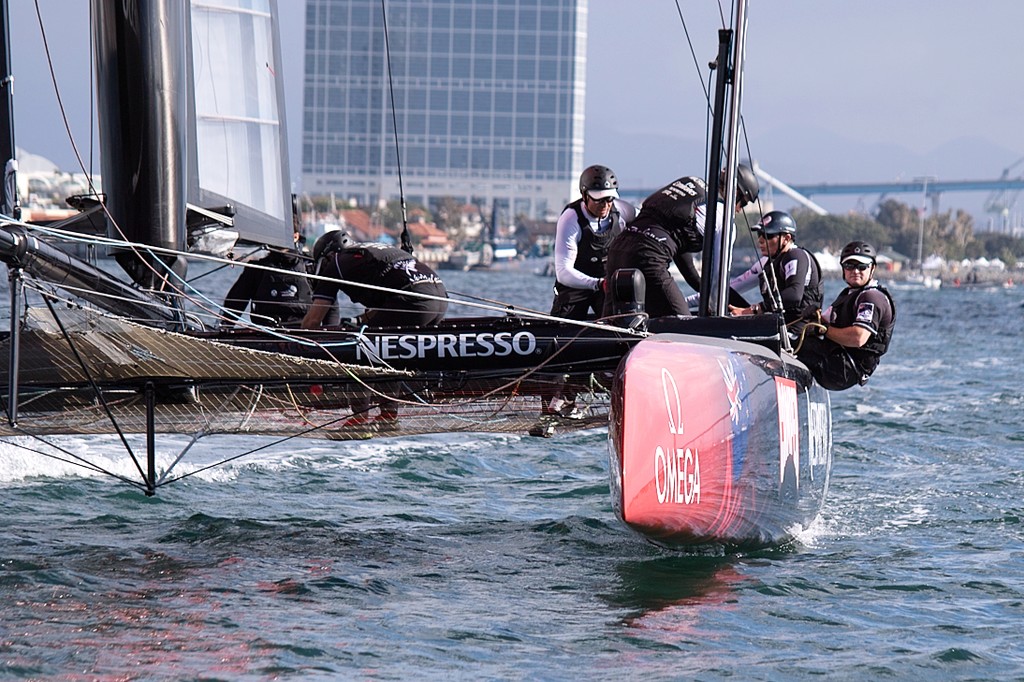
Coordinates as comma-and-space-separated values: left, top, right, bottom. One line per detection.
550, 285, 604, 321
796, 335, 864, 391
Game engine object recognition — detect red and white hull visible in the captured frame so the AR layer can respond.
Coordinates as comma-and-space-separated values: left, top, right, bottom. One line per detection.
609, 333, 832, 549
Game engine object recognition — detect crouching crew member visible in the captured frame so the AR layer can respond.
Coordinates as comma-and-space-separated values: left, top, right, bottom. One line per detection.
222, 233, 312, 328
301, 231, 448, 434
797, 240, 896, 390
301, 231, 448, 329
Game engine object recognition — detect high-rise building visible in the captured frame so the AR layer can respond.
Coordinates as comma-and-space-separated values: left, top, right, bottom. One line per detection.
301, 0, 587, 221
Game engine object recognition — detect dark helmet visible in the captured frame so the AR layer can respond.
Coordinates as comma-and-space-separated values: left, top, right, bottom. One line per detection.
840, 240, 877, 265
754, 210, 796, 236
736, 164, 759, 207
312, 229, 351, 261
579, 164, 619, 199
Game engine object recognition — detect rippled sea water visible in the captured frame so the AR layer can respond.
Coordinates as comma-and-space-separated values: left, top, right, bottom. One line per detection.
1, 266, 1022, 680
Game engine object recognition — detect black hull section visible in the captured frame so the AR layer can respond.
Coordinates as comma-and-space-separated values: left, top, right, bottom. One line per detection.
211, 317, 638, 375
209, 313, 783, 376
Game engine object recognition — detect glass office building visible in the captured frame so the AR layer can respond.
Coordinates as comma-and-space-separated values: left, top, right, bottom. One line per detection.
301, 0, 587, 220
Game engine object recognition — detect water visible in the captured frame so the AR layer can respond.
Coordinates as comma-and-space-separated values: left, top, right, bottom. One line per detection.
1, 268, 1022, 680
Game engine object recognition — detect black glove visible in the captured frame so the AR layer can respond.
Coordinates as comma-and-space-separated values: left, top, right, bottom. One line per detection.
799, 306, 822, 323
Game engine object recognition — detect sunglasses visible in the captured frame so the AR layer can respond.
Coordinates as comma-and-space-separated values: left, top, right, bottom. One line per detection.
755, 232, 779, 241
842, 262, 871, 272
588, 195, 614, 205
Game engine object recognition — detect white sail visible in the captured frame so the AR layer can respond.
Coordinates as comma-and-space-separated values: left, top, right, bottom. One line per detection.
189, 0, 293, 247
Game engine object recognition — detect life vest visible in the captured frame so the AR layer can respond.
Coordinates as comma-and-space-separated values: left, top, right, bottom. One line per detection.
251, 254, 312, 324
630, 176, 707, 253
761, 246, 824, 324
333, 244, 446, 308
830, 281, 896, 378
567, 198, 619, 279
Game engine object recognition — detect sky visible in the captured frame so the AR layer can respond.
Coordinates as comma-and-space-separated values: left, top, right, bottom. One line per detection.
8, 1, 1024, 225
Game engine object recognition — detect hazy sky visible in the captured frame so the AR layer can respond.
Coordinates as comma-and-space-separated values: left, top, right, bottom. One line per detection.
9, 1, 1024, 221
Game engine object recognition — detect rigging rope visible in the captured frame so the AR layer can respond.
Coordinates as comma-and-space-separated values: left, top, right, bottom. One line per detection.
40, 293, 147, 481
12, 218, 645, 341
379, 0, 412, 254
789, 310, 826, 355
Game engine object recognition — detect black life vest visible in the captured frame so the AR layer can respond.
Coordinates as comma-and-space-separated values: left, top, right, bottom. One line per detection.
567, 198, 619, 279
251, 254, 312, 324
830, 281, 896, 377
761, 246, 824, 323
629, 176, 707, 253
802, 250, 824, 314
334, 244, 445, 308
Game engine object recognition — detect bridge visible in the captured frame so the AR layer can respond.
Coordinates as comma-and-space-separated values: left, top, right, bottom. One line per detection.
786, 178, 1024, 197
627, 178, 1024, 204
786, 155, 1024, 208
625, 174, 1024, 227
785, 177, 1024, 230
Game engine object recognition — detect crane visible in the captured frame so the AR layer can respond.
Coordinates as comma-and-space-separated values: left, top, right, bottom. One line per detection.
983, 156, 1024, 222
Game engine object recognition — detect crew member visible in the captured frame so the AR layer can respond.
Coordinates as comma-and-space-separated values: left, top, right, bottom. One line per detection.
797, 240, 896, 390
221, 234, 312, 328
603, 164, 759, 318
301, 231, 448, 433
729, 210, 823, 335
301, 231, 448, 329
548, 164, 636, 319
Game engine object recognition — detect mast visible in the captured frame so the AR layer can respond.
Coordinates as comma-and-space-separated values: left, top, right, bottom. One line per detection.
916, 176, 931, 270
0, 0, 19, 219
92, 0, 188, 289
698, 0, 748, 317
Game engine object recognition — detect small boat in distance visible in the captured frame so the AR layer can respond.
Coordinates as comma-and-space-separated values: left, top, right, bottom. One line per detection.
887, 273, 942, 290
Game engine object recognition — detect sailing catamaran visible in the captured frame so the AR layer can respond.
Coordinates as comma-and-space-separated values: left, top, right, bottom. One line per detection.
0, 0, 831, 549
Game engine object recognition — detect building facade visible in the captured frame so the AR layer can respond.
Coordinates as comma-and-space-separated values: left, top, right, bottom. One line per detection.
301, 0, 587, 221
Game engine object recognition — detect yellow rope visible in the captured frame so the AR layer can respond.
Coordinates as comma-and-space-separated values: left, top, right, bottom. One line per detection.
790, 308, 827, 354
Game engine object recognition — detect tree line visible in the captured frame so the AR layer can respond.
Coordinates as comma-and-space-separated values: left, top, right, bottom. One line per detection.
788, 199, 1024, 267
305, 194, 1024, 267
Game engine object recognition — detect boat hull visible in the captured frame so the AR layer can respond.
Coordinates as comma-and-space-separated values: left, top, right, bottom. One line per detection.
609, 333, 832, 549
211, 316, 639, 376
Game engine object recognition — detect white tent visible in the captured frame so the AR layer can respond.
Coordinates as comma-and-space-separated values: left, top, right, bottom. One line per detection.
815, 249, 841, 272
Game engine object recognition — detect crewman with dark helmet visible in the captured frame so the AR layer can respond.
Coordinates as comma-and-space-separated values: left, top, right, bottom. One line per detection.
796, 240, 896, 390
548, 164, 636, 320
301, 230, 448, 329
730, 210, 823, 332
301, 230, 448, 433
221, 232, 312, 328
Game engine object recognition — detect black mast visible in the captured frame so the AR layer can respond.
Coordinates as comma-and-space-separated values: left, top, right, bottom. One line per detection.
92, 0, 188, 289
698, 0, 748, 318
0, 0, 20, 220
698, 28, 734, 317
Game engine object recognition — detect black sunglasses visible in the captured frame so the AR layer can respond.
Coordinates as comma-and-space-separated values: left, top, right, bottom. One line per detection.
842, 262, 871, 272
588, 195, 614, 205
